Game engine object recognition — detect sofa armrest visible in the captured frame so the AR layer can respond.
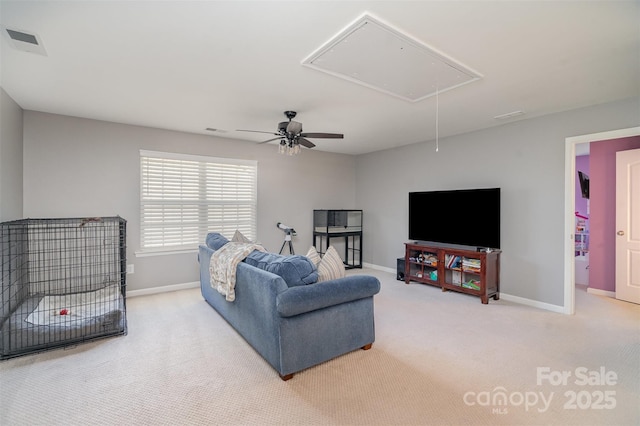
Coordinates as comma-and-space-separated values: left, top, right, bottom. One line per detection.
275, 275, 380, 318
198, 244, 214, 263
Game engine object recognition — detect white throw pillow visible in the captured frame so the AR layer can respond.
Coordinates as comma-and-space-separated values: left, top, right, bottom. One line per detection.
231, 230, 253, 243
305, 245, 321, 267
317, 246, 346, 282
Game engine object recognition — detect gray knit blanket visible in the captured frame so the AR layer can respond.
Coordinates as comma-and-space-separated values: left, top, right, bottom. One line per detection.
209, 242, 266, 301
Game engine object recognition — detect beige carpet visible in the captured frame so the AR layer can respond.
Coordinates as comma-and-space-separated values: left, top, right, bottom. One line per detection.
1, 268, 638, 425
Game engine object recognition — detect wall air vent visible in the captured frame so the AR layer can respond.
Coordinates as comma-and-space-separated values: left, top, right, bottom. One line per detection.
2, 27, 47, 56
302, 13, 482, 102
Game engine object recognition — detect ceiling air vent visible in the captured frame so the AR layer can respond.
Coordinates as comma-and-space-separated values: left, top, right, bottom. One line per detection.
2, 27, 47, 56
493, 110, 525, 120
302, 13, 482, 102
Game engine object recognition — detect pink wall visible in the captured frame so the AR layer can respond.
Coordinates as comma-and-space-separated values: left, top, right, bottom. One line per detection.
589, 136, 640, 292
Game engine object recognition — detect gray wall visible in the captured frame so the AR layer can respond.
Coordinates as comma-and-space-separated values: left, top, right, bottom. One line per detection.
23, 112, 355, 291
0, 87, 23, 221
355, 97, 640, 306
17, 97, 640, 305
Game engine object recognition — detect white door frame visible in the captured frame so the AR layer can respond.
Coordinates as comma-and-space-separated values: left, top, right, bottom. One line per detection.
564, 126, 640, 314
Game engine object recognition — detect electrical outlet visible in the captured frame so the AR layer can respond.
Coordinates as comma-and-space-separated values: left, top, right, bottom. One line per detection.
126, 264, 134, 274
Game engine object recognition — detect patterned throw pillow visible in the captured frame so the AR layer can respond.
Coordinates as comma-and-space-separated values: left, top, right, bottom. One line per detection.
305, 246, 321, 267
317, 246, 346, 282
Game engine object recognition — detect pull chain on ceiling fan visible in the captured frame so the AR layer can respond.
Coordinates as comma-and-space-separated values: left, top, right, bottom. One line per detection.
435, 85, 439, 153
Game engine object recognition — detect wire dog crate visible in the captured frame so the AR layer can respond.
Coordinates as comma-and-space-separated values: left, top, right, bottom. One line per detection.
0, 217, 127, 360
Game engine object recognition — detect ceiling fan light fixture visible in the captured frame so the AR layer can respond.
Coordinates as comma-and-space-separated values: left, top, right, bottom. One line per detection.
278, 138, 301, 156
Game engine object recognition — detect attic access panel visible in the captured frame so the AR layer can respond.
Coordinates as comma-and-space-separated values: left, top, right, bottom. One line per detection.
302, 14, 481, 102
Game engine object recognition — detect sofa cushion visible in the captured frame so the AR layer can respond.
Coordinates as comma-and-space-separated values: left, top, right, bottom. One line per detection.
244, 251, 318, 287
317, 246, 346, 282
206, 232, 230, 250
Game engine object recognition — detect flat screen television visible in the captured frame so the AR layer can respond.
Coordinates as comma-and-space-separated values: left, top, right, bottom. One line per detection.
409, 188, 501, 249
578, 171, 589, 199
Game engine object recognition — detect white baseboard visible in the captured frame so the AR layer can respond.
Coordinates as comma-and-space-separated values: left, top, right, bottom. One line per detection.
128, 281, 200, 298
365, 262, 565, 314
586, 287, 616, 298
498, 293, 565, 314
363, 262, 396, 274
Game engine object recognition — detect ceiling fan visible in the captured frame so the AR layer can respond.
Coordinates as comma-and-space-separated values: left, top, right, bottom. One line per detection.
237, 111, 343, 155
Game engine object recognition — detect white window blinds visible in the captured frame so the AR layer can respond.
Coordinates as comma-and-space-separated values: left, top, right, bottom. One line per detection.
140, 150, 257, 253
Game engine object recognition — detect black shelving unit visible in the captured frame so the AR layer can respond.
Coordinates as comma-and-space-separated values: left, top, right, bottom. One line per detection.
313, 210, 362, 269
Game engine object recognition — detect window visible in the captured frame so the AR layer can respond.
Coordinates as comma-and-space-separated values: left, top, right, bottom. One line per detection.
139, 150, 257, 254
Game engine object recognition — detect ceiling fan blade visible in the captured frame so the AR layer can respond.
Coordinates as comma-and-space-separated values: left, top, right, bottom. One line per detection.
236, 129, 278, 135
286, 121, 303, 134
298, 137, 316, 148
259, 137, 283, 144
299, 132, 344, 139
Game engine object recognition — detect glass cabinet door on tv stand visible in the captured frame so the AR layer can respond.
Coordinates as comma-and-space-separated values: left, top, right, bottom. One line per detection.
313, 210, 362, 269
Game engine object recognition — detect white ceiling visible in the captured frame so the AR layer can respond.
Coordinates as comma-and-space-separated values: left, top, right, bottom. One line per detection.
1, 1, 638, 155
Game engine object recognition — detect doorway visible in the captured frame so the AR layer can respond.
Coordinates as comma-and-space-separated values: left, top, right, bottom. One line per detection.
564, 127, 640, 314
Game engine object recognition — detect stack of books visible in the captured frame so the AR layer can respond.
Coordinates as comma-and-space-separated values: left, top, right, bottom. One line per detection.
462, 257, 481, 273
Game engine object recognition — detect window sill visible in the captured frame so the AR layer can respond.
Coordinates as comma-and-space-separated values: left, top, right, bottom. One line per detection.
135, 248, 198, 258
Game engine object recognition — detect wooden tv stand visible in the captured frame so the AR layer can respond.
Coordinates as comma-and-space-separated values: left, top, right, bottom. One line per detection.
404, 242, 500, 304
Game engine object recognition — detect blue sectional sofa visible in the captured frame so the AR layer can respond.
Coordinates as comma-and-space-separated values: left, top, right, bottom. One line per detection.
198, 233, 380, 380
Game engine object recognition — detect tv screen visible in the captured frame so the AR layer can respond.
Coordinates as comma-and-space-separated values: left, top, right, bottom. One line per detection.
578, 171, 589, 199
409, 188, 501, 249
